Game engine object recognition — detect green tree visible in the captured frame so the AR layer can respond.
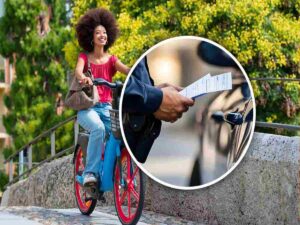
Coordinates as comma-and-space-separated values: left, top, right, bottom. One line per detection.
0, 170, 8, 192
65, 0, 300, 135
0, 0, 74, 161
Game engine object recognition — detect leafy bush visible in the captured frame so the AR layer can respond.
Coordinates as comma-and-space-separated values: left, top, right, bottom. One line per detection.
65, 0, 300, 135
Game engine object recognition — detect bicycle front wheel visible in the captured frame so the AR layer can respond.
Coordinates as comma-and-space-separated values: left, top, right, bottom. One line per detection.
114, 148, 145, 225
74, 145, 97, 215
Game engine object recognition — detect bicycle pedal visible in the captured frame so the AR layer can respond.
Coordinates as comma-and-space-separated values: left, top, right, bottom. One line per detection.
84, 181, 97, 189
85, 196, 96, 201
84, 183, 99, 198
98, 195, 106, 203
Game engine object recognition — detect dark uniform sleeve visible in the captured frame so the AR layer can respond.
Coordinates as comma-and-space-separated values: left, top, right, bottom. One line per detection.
123, 58, 163, 114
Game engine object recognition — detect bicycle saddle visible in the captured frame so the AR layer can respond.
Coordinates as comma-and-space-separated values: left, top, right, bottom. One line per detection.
197, 41, 238, 69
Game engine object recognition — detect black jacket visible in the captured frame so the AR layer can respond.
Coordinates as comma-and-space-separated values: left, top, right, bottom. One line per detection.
122, 57, 162, 163
123, 57, 163, 113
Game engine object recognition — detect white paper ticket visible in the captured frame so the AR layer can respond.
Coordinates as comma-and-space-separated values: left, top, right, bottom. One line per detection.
180, 72, 232, 99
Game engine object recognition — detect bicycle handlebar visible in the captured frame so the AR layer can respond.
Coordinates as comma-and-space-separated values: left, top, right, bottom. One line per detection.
93, 78, 123, 89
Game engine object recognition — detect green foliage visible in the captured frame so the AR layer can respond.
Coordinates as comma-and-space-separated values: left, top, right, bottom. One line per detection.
0, 70, 4, 82
0, 0, 74, 161
65, 0, 300, 135
1, 0, 299, 163
0, 170, 8, 192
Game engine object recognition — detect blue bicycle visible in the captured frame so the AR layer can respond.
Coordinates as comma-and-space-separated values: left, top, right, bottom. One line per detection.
73, 78, 145, 225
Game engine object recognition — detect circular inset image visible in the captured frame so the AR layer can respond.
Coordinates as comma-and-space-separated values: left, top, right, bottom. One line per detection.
120, 36, 256, 190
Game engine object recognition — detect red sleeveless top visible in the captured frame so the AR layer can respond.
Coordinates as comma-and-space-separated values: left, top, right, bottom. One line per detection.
79, 52, 118, 103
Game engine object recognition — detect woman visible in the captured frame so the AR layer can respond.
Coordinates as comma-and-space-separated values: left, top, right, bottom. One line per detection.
74, 8, 129, 186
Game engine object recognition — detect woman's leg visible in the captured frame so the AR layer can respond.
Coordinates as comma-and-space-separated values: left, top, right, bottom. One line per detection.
77, 108, 105, 182
93, 103, 112, 135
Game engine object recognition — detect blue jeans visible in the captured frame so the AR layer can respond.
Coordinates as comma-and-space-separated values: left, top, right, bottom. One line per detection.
77, 102, 112, 177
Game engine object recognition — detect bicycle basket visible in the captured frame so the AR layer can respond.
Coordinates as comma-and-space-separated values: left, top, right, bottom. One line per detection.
109, 109, 121, 139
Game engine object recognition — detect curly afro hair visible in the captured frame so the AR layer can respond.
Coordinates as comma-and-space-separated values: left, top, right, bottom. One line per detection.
76, 8, 119, 52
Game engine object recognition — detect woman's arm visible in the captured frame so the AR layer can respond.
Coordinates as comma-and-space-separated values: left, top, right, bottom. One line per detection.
74, 56, 92, 85
115, 60, 130, 75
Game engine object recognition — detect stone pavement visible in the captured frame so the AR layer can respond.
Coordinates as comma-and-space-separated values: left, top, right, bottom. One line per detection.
0, 206, 202, 225
0, 211, 42, 225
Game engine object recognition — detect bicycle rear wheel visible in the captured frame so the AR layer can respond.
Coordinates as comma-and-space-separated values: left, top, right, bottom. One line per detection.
74, 145, 97, 215
114, 148, 145, 225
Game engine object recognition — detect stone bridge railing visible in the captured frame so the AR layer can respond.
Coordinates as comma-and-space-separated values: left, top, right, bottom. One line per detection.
1, 132, 299, 225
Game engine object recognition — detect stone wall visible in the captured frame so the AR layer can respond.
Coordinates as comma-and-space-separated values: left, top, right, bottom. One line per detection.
1, 155, 76, 208
146, 132, 300, 224
1, 132, 299, 225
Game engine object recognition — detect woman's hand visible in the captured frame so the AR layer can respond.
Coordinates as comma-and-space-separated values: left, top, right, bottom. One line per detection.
75, 56, 93, 85
79, 76, 93, 85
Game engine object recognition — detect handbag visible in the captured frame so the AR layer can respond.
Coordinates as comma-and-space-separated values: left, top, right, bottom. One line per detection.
65, 55, 99, 110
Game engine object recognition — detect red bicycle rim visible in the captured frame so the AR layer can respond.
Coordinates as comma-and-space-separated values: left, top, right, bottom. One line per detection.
114, 150, 141, 223
74, 147, 93, 212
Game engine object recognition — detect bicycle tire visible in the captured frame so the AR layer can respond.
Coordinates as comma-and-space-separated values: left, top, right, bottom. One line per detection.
74, 145, 97, 215
113, 148, 145, 225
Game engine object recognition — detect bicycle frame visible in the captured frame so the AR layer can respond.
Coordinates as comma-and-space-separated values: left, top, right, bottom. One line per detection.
98, 133, 122, 192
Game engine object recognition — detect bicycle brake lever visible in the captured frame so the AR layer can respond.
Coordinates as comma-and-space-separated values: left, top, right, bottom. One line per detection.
211, 111, 243, 125
225, 112, 243, 125
211, 111, 225, 123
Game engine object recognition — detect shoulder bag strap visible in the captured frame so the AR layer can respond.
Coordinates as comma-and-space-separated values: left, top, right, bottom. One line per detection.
85, 52, 94, 79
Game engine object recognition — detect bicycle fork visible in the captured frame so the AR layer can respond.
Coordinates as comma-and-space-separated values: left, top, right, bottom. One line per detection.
117, 155, 137, 190
117, 156, 126, 189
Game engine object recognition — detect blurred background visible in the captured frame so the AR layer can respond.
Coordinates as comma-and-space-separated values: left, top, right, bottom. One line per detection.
143, 38, 252, 187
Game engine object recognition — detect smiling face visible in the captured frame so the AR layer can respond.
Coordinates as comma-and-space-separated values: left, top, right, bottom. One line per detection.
93, 25, 107, 49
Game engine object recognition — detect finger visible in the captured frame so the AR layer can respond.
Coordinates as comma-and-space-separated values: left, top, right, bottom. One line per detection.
175, 104, 189, 113
181, 104, 189, 112
171, 111, 182, 119
169, 116, 178, 123
181, 97, 194, 106
170, 112, 178, 121
172, 85, 183, 91
160, 83, 168, 88
182, 105, 189, 112
156, 83, 167, 89
164, 117, 173, 122
158, 113, 172, 122
177, 112, 182, 119
87, 78, 92, 85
